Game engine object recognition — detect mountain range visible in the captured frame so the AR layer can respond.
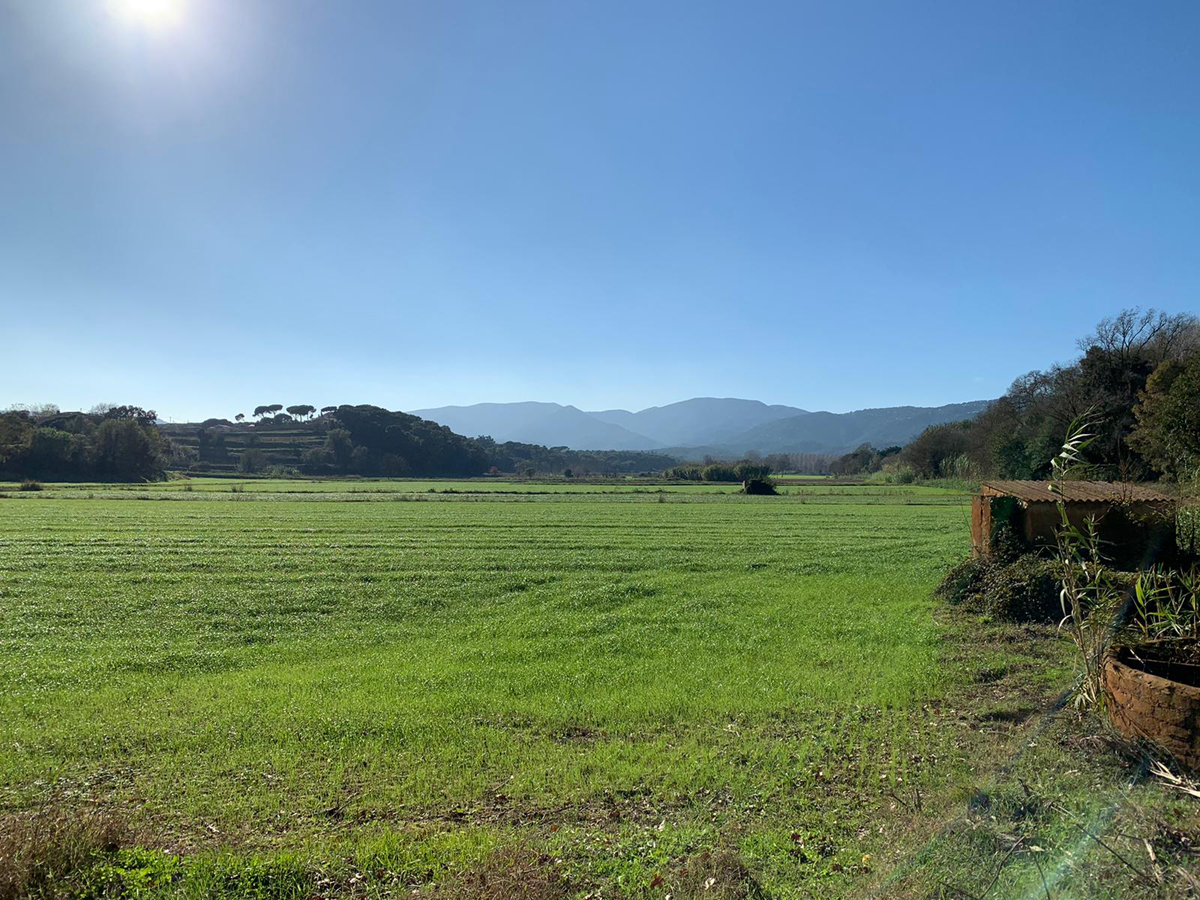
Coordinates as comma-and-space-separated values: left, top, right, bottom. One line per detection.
409, 397, 992, 456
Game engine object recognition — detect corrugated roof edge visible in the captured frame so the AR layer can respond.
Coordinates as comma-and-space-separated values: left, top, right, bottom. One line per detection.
979, 480, 1176, 504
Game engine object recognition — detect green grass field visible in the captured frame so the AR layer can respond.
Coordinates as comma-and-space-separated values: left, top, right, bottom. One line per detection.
1, 480, 1195, 898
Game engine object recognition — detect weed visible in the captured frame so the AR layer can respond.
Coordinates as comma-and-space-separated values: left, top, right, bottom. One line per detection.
1049, 416, 1129, 707
1131, 565, 1200, 641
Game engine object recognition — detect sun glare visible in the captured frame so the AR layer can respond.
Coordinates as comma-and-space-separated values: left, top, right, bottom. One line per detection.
106, 0, 186, 29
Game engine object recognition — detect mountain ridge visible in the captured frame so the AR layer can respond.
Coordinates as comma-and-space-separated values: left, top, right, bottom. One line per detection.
406, 401, 662, 450
708, 400, 993, 455
587, 397, 808, 447
409, 397, 993, 455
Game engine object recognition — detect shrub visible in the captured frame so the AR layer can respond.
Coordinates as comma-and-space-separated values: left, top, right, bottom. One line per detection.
734, 462, 772, 481
935, 557, 987, 606
1128, 564, 1200, 643
19, 480, 43, 492
301, 446, 334, 474
937, 553, 1061, 623
741, 478, 778, 495
868, 464, 918, 485
976, 555, 1062, 622
238, 449, 266, 474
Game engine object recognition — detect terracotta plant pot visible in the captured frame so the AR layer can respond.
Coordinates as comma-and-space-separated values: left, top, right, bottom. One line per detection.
1102, 643, 1200, 770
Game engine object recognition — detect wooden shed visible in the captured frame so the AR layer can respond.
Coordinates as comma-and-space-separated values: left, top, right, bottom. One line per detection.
972, 480, 1176, 567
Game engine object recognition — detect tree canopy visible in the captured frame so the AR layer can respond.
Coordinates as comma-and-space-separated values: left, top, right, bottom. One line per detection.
0, 408, 168, 481
884, 308, 1200, 481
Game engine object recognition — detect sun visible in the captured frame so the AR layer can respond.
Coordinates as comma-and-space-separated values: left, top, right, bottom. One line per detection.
106, 0, 186, 28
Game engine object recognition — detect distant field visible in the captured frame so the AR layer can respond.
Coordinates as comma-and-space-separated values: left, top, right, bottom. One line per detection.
0, 476, 970, 504
5, 480, 1170, 898
3, 477, 741, 495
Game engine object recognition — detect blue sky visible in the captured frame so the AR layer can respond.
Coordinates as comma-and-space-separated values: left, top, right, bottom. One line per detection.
2, 0, 1197, 421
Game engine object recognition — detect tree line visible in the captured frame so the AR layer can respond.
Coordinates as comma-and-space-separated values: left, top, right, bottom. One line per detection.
10, 310, 1197, 484
5, 402, 680, 481
665, 461, 773, 482
831, 308, 1200, 482
0, 405, 168, 481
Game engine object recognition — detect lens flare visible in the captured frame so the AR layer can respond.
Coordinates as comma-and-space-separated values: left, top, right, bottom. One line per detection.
106, 0, 186, 29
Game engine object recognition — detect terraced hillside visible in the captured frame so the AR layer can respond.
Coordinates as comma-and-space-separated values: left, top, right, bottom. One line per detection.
162, 421, 326, 473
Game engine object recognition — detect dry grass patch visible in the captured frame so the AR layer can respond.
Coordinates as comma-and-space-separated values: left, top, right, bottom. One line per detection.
0, 807, 135, 900
671, 847, 765, 899
434, 846, 568, 900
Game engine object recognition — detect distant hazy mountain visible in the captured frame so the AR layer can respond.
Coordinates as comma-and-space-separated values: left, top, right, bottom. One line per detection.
589, 398, 808, 447
711, 400, 994, 455
410, 397, 991, 455
408, 401, 663, 450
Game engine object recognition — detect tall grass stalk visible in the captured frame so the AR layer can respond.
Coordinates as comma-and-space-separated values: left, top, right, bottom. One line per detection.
1049, 414, 1125, 708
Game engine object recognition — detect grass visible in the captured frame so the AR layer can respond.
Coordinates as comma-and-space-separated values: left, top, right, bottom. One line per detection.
0, 479, 1195, 897
0, 478, 974, 510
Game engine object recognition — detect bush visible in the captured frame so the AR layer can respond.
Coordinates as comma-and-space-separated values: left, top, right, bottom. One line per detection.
937, 553, 1062, 623
300, 446, 334, 475
868, 464, 917, 485
261, 465, 300, 479
935, 557, 987, 606
734, 462, 772, 481
741, 478, 778, 495
19, 480, 43, 492
238, 449, 266, 474
978, 555, 1062, 622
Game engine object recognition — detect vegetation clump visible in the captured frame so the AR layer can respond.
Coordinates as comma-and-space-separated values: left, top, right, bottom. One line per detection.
18, 479, 42, 492
0, 405, 166, 483
440, 846, 568, 900
1129, 564, 1200, 645
937, 553, 1062, 623
670, 847, 762, 899
741, 477, 777, 495
0, 809, 132, 900
666, 461, 773, 482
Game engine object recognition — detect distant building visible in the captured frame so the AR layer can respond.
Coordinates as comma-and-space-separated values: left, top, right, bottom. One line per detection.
972, 480, 1176, 568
